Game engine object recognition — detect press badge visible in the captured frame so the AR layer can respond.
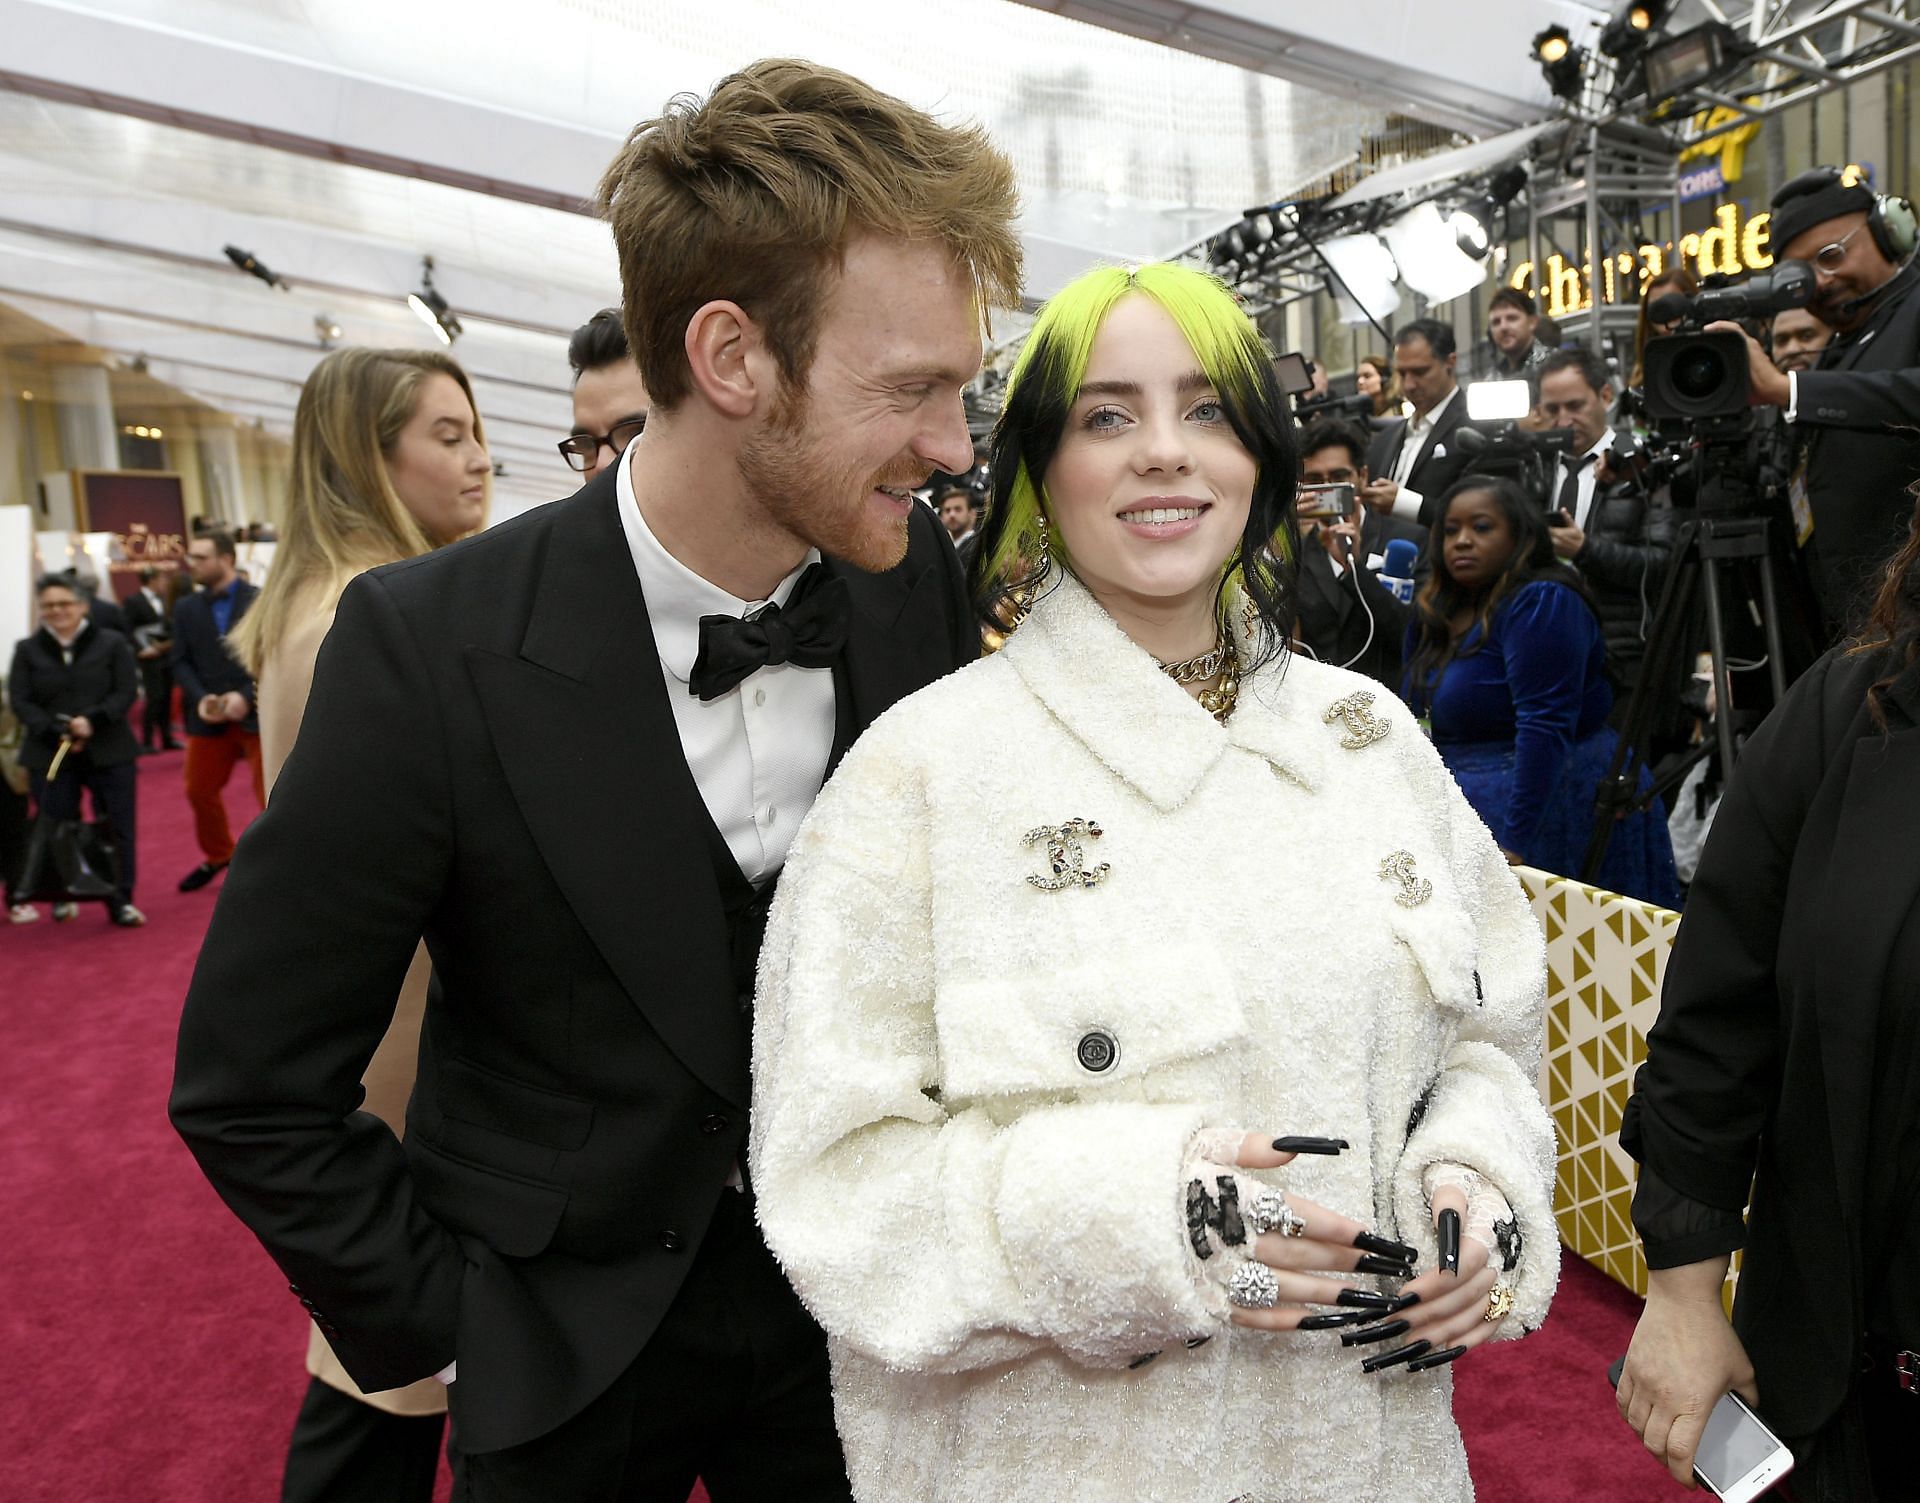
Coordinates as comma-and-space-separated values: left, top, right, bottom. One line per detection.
1788, 457, 1814, 547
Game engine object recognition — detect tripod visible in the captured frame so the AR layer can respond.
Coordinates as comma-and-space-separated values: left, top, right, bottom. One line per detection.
1580, 457, 1820, 885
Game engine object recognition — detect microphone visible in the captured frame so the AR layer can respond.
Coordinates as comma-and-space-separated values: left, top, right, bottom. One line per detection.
1835, 268, 1904, 320
1379, 538, 1419, 604
1648, 292, 1691, 325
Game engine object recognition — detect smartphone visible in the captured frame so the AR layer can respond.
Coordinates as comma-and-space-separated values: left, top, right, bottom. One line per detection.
1606, 1357, 1794, 1502
1296, 482, 1355, 521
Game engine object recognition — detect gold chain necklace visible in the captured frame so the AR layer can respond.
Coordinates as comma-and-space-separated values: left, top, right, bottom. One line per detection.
1195, 642, 1241, 724
1158, 639, 1230, 684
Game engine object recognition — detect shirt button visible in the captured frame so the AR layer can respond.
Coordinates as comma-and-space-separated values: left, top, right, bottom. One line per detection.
753, 688, 767, 707
659, 1229, 684, 1253
701, 1114, 730, 1136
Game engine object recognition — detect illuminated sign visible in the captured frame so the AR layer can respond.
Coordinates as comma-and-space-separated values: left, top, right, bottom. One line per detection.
1509, 201, 1774, 317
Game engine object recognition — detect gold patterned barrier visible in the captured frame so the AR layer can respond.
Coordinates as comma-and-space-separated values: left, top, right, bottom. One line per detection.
1519, 867, 1742, 1306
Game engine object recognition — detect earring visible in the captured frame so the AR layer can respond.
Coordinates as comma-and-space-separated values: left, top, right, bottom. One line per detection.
1007, 511, 1052, 634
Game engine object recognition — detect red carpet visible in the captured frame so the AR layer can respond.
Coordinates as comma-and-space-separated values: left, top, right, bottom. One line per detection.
2, 753, 1682, 1500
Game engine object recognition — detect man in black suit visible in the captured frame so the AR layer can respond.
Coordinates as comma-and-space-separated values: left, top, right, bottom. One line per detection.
1538, 348, 1675, 712
122, 566, 180, 751
170, 59, 1021, 1503
169, 531, 263, 892
1290, 417, 1424, 688
1710, 166, 1920, 629
1363, 318, 1471, 529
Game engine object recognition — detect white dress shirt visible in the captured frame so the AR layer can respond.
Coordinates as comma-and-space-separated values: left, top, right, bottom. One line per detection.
1549, 427, 1616, 531
614, 444, 836, 887
1388, 385, 1460, 522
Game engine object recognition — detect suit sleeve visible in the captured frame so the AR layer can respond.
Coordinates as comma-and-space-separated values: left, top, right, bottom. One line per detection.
751, 717, 1214, 1375
8, 644, 55, 740
1389, 718, 1557, 1334
1619, 653, 1832, 1211
83, 634, 139, 727
1794, 362, 1920, 433
169, 603, 207, 705
168, 571, 463, 1392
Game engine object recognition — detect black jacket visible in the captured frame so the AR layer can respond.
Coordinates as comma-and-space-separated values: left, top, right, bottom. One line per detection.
1566, 471, 1676, 691
1366, 390, 1472, 528
1291, 510, 1425, 688
1621, 644, 1920, 1438
1796, 263, 1920, 624
169, 472, 975, 1454
7, 623, 140, 773
170, 580, 258, 734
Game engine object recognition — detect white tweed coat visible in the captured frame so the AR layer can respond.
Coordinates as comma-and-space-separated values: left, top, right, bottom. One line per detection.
750, 570, 1556, 1503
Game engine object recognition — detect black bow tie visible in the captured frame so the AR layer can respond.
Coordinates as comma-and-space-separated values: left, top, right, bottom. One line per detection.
689, 563, 850, 703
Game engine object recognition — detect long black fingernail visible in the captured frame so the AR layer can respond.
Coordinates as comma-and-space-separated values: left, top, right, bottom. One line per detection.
1353, 1232, 1418, 1263
1335, 1289, 1398, 1310
1437, 1208, 1461, 1276
1362, 1339, 1433, 1373
1341, 1318, 1412, 1348
1406, 1344, 1468, 1372
1298, 1311, 1374, 1330
1271, 1136, 1349, 1155
1355, 1254, 1414, 1278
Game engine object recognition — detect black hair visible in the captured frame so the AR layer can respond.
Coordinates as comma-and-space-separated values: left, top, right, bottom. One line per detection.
199, 531, 237, 559
35, 572, 82, 598
567, 308, 632, 379
1297, 416, 1372, 473
1394, 318, 1456, 362
1402, 475, 1597, 715
1538, 346, 1613, 394
1487, 286, 1537, 319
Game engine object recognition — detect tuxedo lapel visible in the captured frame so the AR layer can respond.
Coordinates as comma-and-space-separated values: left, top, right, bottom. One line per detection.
822, 552, 947, 771
465, 484, 746, 1107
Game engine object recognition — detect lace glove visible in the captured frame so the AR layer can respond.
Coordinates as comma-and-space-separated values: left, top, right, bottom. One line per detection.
1424, 1162, 1523, 1275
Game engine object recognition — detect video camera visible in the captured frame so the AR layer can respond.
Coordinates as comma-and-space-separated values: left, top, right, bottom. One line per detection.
1641, 260, 1815, 422
1452, 380, 1572, 509
1273, 352, 1375, 421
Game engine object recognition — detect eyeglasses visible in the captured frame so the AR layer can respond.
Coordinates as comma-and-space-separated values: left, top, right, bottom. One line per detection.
557, 417, 646, 473
1809, 221, 1866, 272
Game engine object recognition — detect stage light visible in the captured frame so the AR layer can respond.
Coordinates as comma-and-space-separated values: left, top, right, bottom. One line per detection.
1600, 1, 1668, 58
1466, 381, 1533, 423
407, 257, 462, 346
1533, 25, 1571, 64
1318, 232, 1401, 327
315, 315, 342, 347
224, 245, 288, 290
1644, 21, 1734, 100
1531, 25, 1587, 99
1383, 202, 1489, 302
1450, 209, 1491, 261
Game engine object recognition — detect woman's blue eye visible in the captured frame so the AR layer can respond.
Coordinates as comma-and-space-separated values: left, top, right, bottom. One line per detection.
1190, 399, 1224, 422
1085, 406, 1127, 430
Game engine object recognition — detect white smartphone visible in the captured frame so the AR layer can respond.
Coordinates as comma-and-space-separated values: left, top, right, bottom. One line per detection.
1608, 1356, 1794, 1501
1692, 1390, 1794, 1502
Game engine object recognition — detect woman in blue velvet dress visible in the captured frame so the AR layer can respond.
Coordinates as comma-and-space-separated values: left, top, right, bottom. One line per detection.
1402, 476, 1681, 908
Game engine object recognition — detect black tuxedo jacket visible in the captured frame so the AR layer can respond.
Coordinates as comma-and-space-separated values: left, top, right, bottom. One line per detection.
1797, 263, 1920, 623
1366, 391, 1472, 528
170, 580, 259, 734
7, 623, 140, 772
169, 471, 974, 1453
1567, 474, 1675, 690
1291, 511, 1424, 688
1622, 645, 1920, 1437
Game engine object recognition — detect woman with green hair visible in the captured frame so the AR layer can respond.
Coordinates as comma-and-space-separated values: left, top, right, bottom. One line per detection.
750, 263, 1555, 1500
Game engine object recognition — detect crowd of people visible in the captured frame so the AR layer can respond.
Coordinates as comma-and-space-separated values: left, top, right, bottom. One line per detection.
2, 50, 1915, 1503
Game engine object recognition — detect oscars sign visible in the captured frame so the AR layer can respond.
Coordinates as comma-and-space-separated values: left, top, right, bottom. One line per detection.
74, 472, 190, 600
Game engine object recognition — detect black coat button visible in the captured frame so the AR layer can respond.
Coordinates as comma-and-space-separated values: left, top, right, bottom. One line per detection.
287, 1283, 301, 1295
1076, 1029, 1118, 1073
701, 1114, 730, 1135
659, 1229, 684, 1253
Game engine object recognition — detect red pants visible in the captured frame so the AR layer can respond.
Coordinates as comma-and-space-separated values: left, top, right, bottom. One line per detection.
183, 728, 265, 865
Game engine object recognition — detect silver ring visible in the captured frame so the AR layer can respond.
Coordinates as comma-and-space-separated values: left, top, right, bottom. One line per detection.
1227, 1262, 1280, 1309
1246, 1188, 1307, 1238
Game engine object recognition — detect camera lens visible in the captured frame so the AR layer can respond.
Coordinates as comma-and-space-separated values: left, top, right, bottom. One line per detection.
1672, 348, 1728, 401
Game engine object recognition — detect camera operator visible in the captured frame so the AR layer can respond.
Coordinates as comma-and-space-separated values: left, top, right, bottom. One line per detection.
1536, 349, 1676, 714
1290, 417, 1424, 688
1485, 287, 1553, 380
1364, 319, 1470, 528
1706, 167, 1920, 624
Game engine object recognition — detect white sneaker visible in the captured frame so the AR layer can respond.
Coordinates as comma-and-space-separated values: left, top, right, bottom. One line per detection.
8, 903, 39, 924
110, 903, 147, 927
52, 902, 77, 922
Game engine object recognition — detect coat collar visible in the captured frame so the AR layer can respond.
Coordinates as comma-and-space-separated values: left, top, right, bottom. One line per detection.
998, 568, 1326, 810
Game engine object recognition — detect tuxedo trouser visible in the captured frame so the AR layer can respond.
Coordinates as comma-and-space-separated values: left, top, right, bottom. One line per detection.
448, 1192, 851, 1503
31, 761, 136, 906
182, 728, 264, 865
281, 1376, 445, 1503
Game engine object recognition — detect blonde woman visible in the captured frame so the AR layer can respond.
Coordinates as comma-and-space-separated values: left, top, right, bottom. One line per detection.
231, 346, 488, 1503
751, 264, 1555, 1501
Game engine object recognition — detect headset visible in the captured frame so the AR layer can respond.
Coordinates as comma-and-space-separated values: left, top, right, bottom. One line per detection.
1773, 165, 1918, 263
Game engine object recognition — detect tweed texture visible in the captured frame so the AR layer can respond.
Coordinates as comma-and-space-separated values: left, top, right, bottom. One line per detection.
750, 570, 1555, 1502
